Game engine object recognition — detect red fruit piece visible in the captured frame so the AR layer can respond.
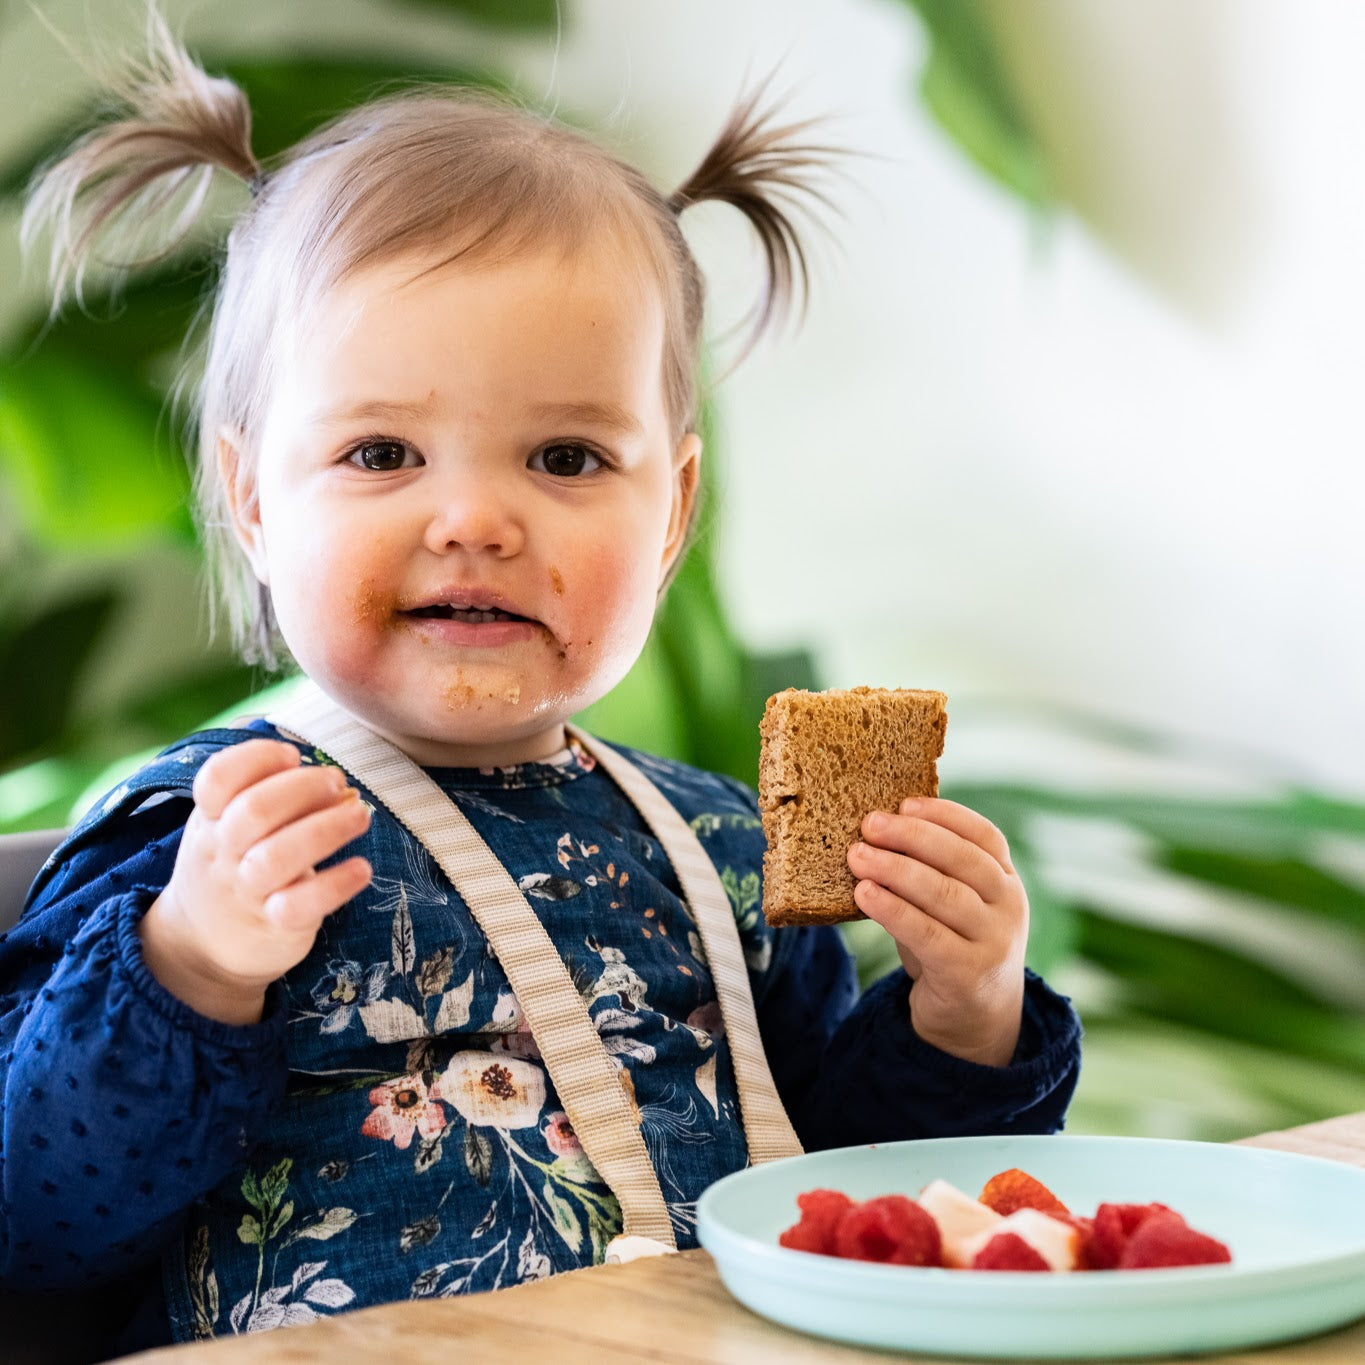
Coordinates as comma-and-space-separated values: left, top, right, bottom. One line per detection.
779, 1188, 855, 1255
1063, 1215, 1098, 1270
1087, 1202, 1175, 1270
979, 1168, 1070, 1218
834, 1195, 942, 1267
1119, 1210, 1232, 1269
971, 1231, 1052, 1272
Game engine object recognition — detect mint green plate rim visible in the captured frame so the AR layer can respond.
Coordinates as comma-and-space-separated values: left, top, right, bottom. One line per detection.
695, 1134, 1365, 1359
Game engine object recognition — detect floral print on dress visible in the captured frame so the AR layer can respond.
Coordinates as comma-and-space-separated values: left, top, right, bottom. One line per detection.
191, 1158, 360, 1336
310, 959, 389, 1033
167, 739, 770, 1339
362, 1073, 448, 1149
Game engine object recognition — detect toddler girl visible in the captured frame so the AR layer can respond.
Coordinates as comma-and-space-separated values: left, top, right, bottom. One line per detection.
1, 15, 1080, 1352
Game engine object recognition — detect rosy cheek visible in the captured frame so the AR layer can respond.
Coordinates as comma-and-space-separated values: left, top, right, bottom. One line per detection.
562, 544, 657, 658
283, 544, 402, 686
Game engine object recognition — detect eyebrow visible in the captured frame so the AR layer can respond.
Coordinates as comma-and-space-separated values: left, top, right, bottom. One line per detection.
530, 400, 645, 438
314, 397, 435, 426
313, 397, 645, 438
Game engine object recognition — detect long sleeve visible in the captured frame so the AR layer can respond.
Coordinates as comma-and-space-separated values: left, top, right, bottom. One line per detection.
757, 923, 1082, 1150
0, 796, 289, 1292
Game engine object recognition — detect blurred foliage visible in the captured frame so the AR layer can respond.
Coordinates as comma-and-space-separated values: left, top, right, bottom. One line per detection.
2, 0, 1363, 1147
895, 0, 1050, 207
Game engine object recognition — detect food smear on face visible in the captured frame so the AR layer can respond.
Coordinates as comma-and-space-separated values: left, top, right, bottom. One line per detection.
352, 579, 398, 629
443, 675, 477, 708
549, 566, 565, 596
777, 1169, 1232, 1272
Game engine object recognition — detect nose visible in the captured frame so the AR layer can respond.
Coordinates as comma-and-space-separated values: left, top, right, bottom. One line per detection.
422, 473, 525, 558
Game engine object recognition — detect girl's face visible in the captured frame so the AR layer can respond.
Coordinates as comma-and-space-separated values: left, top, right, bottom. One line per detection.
225, 239, 699, 767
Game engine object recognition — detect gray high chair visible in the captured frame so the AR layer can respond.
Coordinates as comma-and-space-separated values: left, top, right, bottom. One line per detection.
0, 828, 65, 931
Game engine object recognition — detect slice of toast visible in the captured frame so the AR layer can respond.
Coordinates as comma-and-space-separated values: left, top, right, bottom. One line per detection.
758, 686, 948, 926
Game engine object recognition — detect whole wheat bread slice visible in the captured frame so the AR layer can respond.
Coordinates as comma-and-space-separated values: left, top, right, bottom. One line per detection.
758, 686, 948, 926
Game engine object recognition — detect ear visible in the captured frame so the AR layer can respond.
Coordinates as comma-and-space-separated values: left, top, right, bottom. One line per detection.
661, 431, 702, 579
216, 428, 270, 584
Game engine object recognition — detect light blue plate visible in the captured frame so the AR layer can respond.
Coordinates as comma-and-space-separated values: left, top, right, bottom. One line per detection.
696, 1135, 1365, 1359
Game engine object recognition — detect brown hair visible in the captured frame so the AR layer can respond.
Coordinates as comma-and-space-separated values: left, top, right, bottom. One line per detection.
23, 9, 839, 667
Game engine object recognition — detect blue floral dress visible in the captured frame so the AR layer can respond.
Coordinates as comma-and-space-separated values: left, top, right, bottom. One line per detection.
0, 722, 1081, 1348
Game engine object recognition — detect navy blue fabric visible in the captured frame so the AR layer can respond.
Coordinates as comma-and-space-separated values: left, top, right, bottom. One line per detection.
0, 723, 1080, 1348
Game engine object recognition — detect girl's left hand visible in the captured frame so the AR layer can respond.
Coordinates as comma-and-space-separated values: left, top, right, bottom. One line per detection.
847, 798, 1028, 1068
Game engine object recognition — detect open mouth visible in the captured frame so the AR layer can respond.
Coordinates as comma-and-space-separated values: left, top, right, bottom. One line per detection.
405, 605, 535, 625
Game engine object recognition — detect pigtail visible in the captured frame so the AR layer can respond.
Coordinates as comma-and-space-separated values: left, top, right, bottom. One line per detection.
669, 85, 842, 351
21, 6, 260, 310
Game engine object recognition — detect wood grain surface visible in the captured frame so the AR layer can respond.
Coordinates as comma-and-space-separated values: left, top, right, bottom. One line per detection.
121, 1113, 1365, 1364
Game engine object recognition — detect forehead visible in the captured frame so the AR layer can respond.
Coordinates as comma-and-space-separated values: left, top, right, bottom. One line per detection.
284, 237, 670, 420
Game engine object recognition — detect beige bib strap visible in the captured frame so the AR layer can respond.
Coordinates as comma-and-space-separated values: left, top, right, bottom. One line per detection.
270, 683, 675, 1247
570, 728, 803, 1164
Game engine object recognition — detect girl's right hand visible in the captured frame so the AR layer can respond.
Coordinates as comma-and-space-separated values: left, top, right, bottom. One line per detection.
138, 738, 373, 1025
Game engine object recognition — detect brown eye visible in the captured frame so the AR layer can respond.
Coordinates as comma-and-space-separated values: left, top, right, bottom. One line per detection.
351, 441, 413, 471
533, 443, 602, 478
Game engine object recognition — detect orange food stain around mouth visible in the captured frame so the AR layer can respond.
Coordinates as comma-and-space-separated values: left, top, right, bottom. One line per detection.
549, 566, 565, 596
352, 581, 398, 630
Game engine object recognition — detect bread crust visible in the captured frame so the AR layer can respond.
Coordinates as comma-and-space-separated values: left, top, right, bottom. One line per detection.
758, 686, 947, 927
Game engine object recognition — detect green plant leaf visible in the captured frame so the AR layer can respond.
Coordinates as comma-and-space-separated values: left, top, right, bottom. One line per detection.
0, 350, 193, 547
946, 784, 1365, 851
1075, 910, 1365, 1068
0, 755, 110, 834
220, 55, 504, 161
387, 0, 561, 30
838, 919, 902, 993
1068, 1016, 1365, 1142
896, 0, 1050, 207
0, 57, 506, 198
6, 268, 210, 399
0, 589, 120, 767
119, 660, 264, 738
1010, 839, 1077, 976
1158, 847, 1365, 935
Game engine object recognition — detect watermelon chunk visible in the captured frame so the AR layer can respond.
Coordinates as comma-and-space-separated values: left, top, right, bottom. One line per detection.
1120, 1210, 1232, 1269
833, 1195, 942, 1267
779, 1188, 855, 1255
972, 1231, 1052, 1271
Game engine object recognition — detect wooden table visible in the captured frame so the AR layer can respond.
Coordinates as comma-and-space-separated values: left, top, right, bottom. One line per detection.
125, 1113, 1365, 1364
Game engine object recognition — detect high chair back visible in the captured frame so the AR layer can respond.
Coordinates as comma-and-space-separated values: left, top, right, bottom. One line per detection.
0, 828, 65, 932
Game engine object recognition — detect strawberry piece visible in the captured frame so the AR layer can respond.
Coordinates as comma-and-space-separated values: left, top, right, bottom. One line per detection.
1087, 1202, 1174, 1269
834, 1195, 942, 1266
1119, 1210, 1232, 1269
779, 1188, 855, 1255
971, 1231, 1053, 1271
979, 1168, 1070, 1218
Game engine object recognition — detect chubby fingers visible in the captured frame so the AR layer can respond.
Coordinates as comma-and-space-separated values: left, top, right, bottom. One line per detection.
895, 798, 1015, 874
264, 857, 373, 933
215, 760, 354, 861
236, 790, 373, 901
192, 739, 301, 819
854, 804, 1013, 910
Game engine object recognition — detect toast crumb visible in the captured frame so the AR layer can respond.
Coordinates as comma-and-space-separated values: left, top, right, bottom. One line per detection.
758, 686, 947, 926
